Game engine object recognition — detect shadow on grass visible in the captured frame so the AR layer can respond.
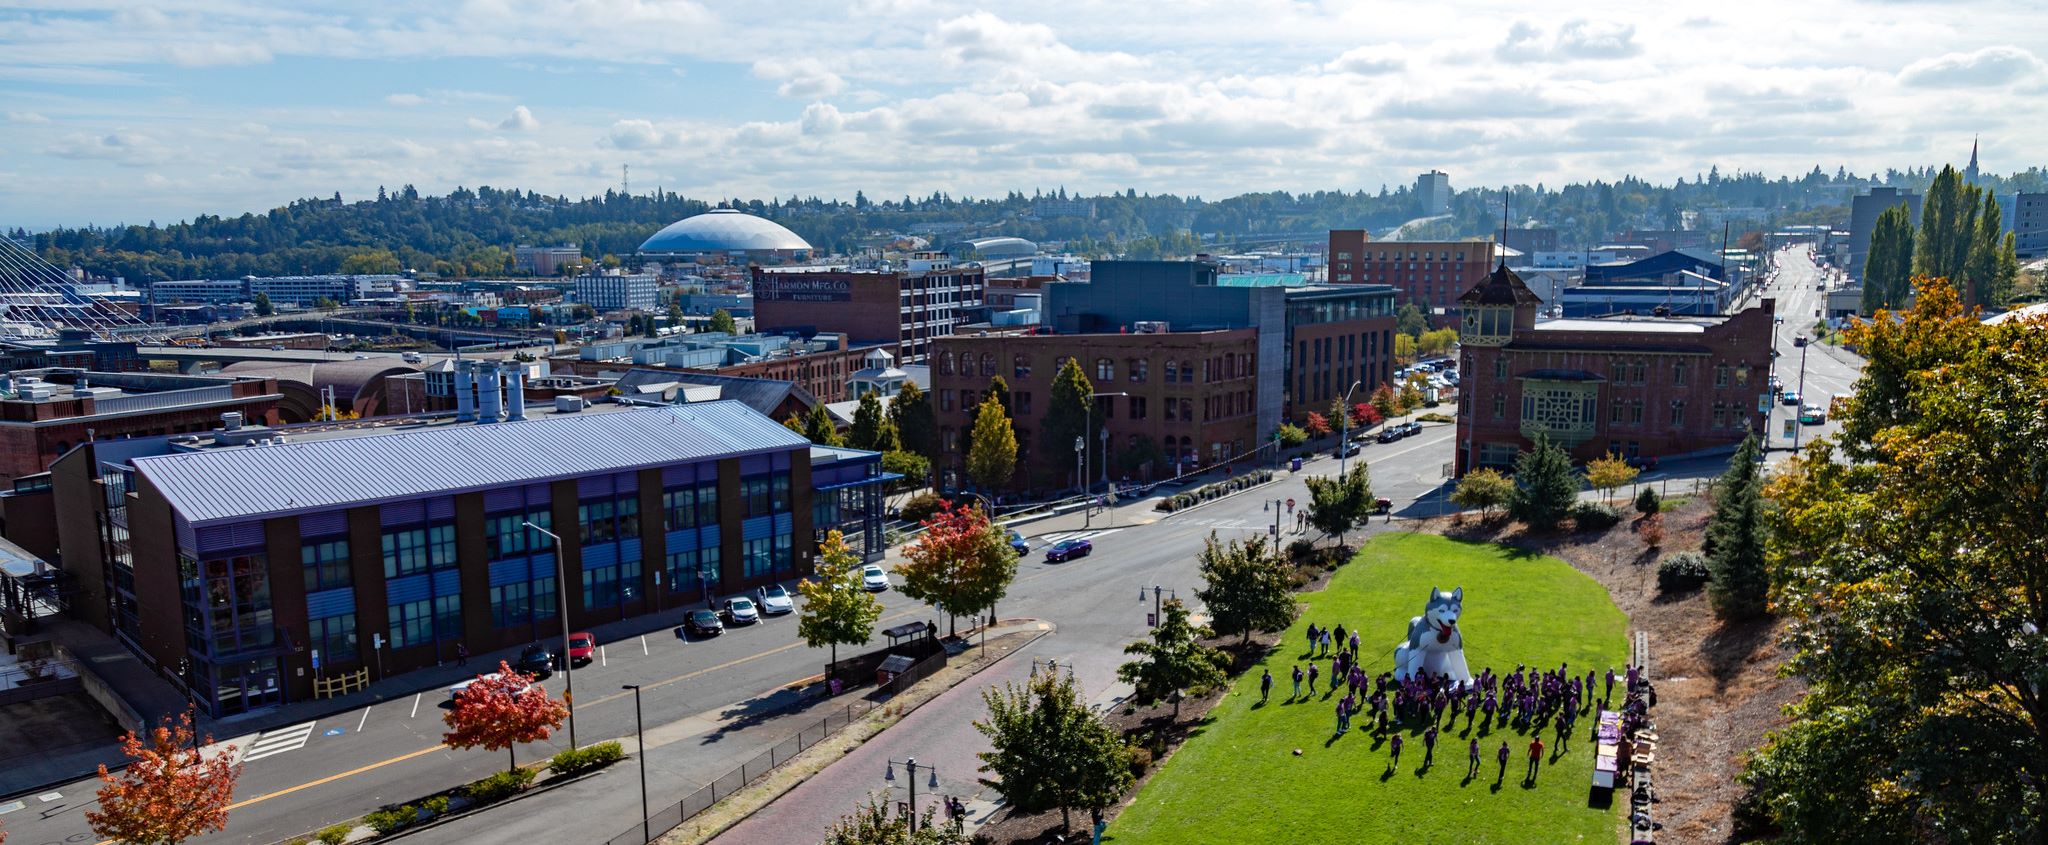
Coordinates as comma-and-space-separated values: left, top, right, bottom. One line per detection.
1586, 785, 1615, 810
1650, 584, 1704, 605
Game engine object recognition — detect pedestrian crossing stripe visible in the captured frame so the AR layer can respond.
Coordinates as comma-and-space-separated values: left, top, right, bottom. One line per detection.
242, 720, 317, 762
199, 733, 256, 766
1036, 528, 1124, 544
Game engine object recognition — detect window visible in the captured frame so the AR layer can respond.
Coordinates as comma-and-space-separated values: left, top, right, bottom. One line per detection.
664, 482, 719, 530
434, 594, 461, 641
940, 390, 954, 412
1713, 404, 1727, 429
981, 354, 996, 377
666, 547, 720, 597
388, 599, 432, 649
486, 511, 552, 558
1165, 399, 1177, 421
579, 500, 616, 545
1180, 398, 1193, 421
1631, 399, 1644, 424
1673, 362, 1687, 386
583, 565, 617, 610
938, 352, 954, 375
1714, 364, 1730, 388
771, 472, 791, 513
942, 427, 955, 452
1610, 399, 1623, 424
743, 537, 775, 579
1013, 354, 1030, 378
307, 613, 356, 662
617, 496, 640, 539
1493, 394, 1506, 419
1131, 396, 1148, 420
490, 581, 530, 628
1016, 391, 1032, 414
1669, 400, 1685, 426
382, 526, 454, 579
1165, 360, 1179, 382
301, 538, 351, 593
1096, 358, 1114, 381
1494, 357, 1507, 379
1130, 358, 1148, 383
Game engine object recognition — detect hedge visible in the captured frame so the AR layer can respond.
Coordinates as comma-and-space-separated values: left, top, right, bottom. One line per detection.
548, 741, 625, 778
460, 767, 537, 805
1153, 470, 1275, 512
1657, 551, 1711, 594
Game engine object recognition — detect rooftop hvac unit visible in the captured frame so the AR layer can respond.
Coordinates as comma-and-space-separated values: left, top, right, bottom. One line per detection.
1132, 321, 1171, 334
554, 395, 585, 413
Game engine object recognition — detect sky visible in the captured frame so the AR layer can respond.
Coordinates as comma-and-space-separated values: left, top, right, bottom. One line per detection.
2, 0, 2043, 229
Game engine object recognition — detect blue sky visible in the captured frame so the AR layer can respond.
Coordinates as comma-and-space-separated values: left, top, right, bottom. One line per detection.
2, 0, 2043, 228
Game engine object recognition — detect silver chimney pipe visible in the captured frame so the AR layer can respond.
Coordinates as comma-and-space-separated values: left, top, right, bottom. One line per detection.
476, 360, 503, 423
454, 360, 477, 422
505, 362, 527, 421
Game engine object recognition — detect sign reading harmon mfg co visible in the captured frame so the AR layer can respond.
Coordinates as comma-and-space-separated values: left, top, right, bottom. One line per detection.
756, 276, 852, 302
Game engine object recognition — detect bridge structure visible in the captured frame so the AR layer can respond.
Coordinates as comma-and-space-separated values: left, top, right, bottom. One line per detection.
0, 237, 170, 342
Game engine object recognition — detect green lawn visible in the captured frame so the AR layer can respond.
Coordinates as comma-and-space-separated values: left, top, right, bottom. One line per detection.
1106, 533, 1627, 845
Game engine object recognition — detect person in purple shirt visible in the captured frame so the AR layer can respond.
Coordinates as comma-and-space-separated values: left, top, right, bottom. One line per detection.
1389, 733, 1404, 767
1467, 737, 1482, 778
1348, 629, 1360, 656
1605, 667, 1616, 701
1422, 725, 1439, 768
1495, 740, 1511, 782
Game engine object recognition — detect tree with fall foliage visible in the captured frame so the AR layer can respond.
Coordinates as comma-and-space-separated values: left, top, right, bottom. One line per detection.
1303, 411, 1331, 439
1349, 402, 1382, 430
1369, 383, 1400, 420
1451, 468, 1513, 521
895, 502, 1018, 636
797, 530, 884, 670
1584, 453, 1639, 500
87, 710, 241, 845
966, 396, 1018, 492
442, 661, 569, 772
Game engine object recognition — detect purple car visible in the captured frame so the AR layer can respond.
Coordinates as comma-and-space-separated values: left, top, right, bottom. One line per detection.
1045, 538, 1093, 562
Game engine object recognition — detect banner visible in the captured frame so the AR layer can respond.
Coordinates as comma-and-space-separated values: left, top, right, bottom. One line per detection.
755, 276, 852, 302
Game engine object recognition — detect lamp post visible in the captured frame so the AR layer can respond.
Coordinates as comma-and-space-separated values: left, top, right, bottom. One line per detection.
1083, 392, 1128, 528
522, 521, 576, 749
1074, 436, 1085, 525
621, 684, 649, 845
1336, 380, 1363, 481
884, 757, 941, 832
1790, 336, 1812, 451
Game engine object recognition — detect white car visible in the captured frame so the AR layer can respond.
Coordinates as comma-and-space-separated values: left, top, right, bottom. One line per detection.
757, 584, 794, 615
862, 565, 890, 592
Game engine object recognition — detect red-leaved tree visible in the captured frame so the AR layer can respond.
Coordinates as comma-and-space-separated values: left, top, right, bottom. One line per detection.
1303, 412, 1332, 438
443, 661, 569, 772
86, 709, 241, 845
1350, 402, 1382, 428
896, 501, 1019, 637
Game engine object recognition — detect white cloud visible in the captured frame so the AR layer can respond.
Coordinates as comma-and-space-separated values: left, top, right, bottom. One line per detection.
496, 105, 540, 131
752, 58, 845, 99
386, 93, 428, 107
1898, 46, 2043, 88
6, 111, 51, 124
606, 118, 670, 149
163, 42, 273, 67
1324, 46, 1405, 76
1498, 19, 1640, 61
799, 102, 844, 135
42, 132, 171, 166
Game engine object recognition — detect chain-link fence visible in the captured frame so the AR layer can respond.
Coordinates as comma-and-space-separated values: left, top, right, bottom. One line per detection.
603, 651, 949, 845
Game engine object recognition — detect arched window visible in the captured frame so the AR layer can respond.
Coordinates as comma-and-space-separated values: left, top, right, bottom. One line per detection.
982, 354, 996, 377
938, 351, 954, 375
1096, 358, 1114, 381
1129, 358, 1148, 383
1164, 360, 1178, 382
1013, 353, 1030, 378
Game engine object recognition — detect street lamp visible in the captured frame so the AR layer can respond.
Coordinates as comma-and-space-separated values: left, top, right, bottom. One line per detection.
1336, 380, 1364, 481
1790, 336, 1812, 451
522, 521, 576, 749
621, 684, 650, 845
884, 757, 941, 832
1083, 392, 1129, 528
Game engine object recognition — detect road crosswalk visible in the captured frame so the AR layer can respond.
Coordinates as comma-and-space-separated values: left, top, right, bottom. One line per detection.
241, 720, 317, 762
1035, 528, 1124, 544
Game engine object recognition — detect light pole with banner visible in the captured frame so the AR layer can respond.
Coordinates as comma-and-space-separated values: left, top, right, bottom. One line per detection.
522, 521, 576, 749
883, 757, 941, 833
1336, 380, 1363, 480
621, 684, 649, 845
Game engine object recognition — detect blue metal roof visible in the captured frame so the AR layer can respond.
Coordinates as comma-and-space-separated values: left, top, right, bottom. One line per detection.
132, 401, 809, 527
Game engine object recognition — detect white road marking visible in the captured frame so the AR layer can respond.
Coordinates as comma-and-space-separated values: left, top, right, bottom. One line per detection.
36, 792, 61, 802
1038, 528, 1124, 544
199, 732, 255, 766
600, 645, 607, 667
409, 693, 420, 719
641, 635, 649, 655
241, 721, 318, 762
357, 707, 370, 733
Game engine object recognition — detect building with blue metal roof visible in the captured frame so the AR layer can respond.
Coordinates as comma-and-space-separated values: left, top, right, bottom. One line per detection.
48, 393, 888, 716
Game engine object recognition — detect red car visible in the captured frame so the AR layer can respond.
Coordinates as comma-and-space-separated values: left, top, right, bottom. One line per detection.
566, 632, 597, 666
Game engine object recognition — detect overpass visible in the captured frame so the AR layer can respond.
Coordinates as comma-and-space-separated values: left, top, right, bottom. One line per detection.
136, 344, 554, 373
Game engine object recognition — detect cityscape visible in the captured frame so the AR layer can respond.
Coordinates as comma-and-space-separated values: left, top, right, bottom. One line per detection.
0, 3, 2044, 845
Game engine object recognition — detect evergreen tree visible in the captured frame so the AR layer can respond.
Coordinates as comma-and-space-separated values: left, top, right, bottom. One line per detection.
1193, 534, 1300, 645
1039, 358, 1097, 489
965, 396, 1018, 492
802, 404, 843, 447
848, 392, 886, 451
1116, 599, 1229, 720
1634, 486, 1661, 517
1862, 203, 1915, 314
1963, 192, 2019, 308
889, 382, 938, 462
252, 292, 274, 317
1705, 435, 1770, 619
1915, 166, 1979, 286
1509, 433, 1578, 531
1395, 302, 1428, 337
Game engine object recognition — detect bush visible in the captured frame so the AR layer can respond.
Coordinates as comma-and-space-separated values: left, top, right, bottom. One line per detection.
1416, 412, 1455, 423
421, 795, 450, 817
365, 805, 418, 836
898, 492, 944, 522
1571, 501, 1624, 531
1126, 744, 1154, 779
1287, 538, 1315, 562
1634, 487, 1660, 517
1639, 513, 1666, 548
316, 823, 354, 845
1657, 551, 1711, 594
549, 740, 625, 777
461, 767, 537, 805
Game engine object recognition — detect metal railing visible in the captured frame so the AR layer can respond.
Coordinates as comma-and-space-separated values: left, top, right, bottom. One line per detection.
0, 656, 80, 692
602, 651, 949, 845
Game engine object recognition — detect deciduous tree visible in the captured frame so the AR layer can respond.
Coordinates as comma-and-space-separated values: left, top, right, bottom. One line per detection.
803, 404, 844, 447
707, 308, 737, 334
1395, 301, 1428, 337
252, 292, 273, 317
889, 382, 938, 462
1303, 412, 1331, 438
1584, 454, 1639, 499
86, 710, 241, 845
965, 396, 1018, 492
1451, 468, 1512, 521
1273, 423, 1307, 449
848, 392, 886, 451
821, 799, 969, 845
1194, 533, 1300, 645
974, 671, 1131, 836
442, 662, 569, 772
1117, 598, 1229, 720
1509, 432, 1577, 531
1349, 402, 1382, 429
1370, 383, 1400, 420
895, 502, 1018, 636
797, 530, 884, 670
1303, 464, 1372, 541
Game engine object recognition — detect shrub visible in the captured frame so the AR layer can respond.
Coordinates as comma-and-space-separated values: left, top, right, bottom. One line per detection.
549, 740, 625, 777
1286, 538, 1315, 562
1416, 412, 1455, 423
898, 492, 944, 522
1126, 745, 1154, 779
316, 823, 354, 845
1657, 551, 1711, 594
365, 805, 418, 836
1571, 501, 1624, 531
1640, 513, 1666, 548
1634, 487, 1661, 517
461, 767, 537, 805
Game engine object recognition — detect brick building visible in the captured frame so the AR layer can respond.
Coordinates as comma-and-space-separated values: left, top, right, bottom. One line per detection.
752, 253, 985, 364
931, 328, 1261, 486
0, 369, 285, 487
1327, 231, 1499, 318
1453, 263, 1774, 475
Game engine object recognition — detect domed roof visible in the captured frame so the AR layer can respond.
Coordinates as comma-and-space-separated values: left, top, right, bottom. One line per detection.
638, 208, 813, 254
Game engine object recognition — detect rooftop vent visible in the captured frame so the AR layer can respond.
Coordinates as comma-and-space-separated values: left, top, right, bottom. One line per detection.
221, 412, 244, 431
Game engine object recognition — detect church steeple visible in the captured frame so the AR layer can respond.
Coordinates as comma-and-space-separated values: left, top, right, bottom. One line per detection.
1966, 136, 1980, 186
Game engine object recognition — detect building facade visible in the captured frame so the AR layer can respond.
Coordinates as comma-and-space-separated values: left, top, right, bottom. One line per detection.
0, 370, 285, 487
1327, 232, 1497, 318
1416, 170, 1452, 216
514, 245, 583, 276
1847, 188, 1921, 278
752, 253, 986, 364
1453, 264, 1774, 475
50, 398, 887, 716
2013, 191, 2048, 259
576, 272, 660, 312
931, 328, 1261, 485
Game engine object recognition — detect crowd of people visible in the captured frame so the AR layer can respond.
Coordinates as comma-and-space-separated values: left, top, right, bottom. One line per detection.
1254, 621, 1637, 786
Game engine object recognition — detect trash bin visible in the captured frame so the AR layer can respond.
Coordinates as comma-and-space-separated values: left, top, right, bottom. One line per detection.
1289, 457, 1303, 471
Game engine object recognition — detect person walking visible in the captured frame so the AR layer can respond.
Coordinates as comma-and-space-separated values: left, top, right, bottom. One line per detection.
455, 642, 468, 667
1336, 695, 1348, 735
1467, 738, 1482, 778
1333, 623, 1347, 652
1348, 629, 1361, 657
1422, 725, 1439, 768
1389, 733, 1403, 767
1291, 665, 1304, 700
1261, 669, 1273, 703
1307, 663, 1320, 696
1526, 736, 1546, 784
1604, 667, 1616, 702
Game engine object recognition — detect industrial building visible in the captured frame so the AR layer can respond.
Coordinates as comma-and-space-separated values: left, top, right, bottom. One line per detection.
638, 209, 814, 264
752, 253, 985, 365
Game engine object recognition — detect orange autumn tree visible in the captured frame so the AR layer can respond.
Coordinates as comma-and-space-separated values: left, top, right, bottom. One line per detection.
443, 661, 568, 772
86, 709, 241, 845
895, 501, 1018, 637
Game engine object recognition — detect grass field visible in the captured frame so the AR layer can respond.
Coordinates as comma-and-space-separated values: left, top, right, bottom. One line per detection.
1105, 533, 1628, 845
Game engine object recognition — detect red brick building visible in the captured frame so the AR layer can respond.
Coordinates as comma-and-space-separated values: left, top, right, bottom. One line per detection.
1328, 230, 1499, 317
931, 329, 1260, 486
753, 253, 985, 365
0, 370, 285, 487
1452, 264, 1774, 475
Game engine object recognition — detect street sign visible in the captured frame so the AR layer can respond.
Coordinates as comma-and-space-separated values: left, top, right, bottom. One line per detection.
1147, 612, 1157, 627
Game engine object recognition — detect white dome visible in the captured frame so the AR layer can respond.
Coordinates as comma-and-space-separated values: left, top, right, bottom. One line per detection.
638, 209, 813, 254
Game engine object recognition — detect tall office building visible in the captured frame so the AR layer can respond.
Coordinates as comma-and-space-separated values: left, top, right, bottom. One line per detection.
1416, 170, 1452, 216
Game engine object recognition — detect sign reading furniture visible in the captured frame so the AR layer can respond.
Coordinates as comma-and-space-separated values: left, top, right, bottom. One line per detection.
757, 277, 852, 303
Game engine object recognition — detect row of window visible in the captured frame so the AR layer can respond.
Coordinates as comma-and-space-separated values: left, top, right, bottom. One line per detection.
938, 352, 1247, 385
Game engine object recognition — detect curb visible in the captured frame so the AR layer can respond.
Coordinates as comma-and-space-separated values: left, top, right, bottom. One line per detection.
270, 762, 617, 845
671, 625, 1054, 845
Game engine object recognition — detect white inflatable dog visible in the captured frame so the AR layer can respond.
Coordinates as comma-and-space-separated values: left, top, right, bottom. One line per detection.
1392, 586, 1473, 686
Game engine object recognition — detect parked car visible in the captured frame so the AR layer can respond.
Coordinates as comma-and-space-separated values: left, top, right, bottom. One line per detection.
513, 642, 556, 676
1376, 427, 1403, 443
862, 564, 890, 592
757, 584, 795, 615
1799, 404, 1827, 425
1781, 390, 1801, 406
1401, 422, 1424, 437
448, 672, 532, 701
721, 597, 760, 625
1336, 443, 1361, 458
565, 632, 597, 666
1045, 538, 1094, 562
683, 609, 724, 638
1373, 497, 1393, 514
1006, 530, 1030, 556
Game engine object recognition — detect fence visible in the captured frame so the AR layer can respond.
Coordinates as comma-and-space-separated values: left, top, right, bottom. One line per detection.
601, 650, 950, 845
